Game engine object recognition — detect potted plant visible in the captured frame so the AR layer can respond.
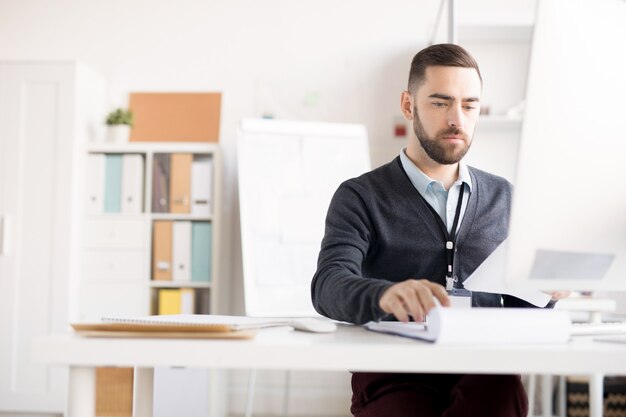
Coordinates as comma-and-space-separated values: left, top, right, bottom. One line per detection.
105, 108, 134, 143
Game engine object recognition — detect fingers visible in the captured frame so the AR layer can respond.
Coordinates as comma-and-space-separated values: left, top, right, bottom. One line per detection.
425, 281, 451, 307
399, 285, 425, 323
388, 298, 410, 323
379, 279, 450, 323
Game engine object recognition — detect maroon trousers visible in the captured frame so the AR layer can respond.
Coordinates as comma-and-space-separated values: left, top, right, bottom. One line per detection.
351, 372, 528, 417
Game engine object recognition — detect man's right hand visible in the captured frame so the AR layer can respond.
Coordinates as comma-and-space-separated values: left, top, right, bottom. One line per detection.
379, 279, 450, 323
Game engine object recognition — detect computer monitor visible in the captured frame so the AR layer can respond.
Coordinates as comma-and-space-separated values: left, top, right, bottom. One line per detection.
504, 0, 626, 292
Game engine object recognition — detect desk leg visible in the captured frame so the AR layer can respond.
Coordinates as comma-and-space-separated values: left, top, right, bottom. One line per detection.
67, 367, 96, 417
588, 373, 604, 417
541, 374, 553, 417
133, 367, 154, 417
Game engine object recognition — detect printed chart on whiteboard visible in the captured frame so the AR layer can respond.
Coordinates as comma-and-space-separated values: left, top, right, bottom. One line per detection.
237, 119, 370, 317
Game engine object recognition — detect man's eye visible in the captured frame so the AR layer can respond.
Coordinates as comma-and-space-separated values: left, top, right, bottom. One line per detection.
433, 102, 446, 107
464, 106, 476, 110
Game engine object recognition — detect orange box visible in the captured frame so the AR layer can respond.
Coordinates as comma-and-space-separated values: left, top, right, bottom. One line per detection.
129, 92, 221, 142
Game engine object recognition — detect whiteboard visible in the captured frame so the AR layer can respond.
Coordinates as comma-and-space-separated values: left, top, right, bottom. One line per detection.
237, 119, 371, 317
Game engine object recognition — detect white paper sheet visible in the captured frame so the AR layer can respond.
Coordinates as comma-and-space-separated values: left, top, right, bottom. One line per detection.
365, 306, 571, 344
463, 239, 553, 307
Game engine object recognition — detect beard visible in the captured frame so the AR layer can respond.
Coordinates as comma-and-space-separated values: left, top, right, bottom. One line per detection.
413, 105, 471, 165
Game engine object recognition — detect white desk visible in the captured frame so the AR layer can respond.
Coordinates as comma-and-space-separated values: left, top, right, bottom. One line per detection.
32, 324, 626, 417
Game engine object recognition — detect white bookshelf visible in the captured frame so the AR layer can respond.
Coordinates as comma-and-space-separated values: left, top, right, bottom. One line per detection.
79, 141, 226, 416
78, 142, 223, 319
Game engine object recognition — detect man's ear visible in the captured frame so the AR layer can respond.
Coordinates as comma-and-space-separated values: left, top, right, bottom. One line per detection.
400, 91, 414, 121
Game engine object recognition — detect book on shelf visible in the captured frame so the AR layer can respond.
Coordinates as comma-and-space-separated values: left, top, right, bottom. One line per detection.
180, 288, 195, 314
104, 154, 122, 213
152, 153, 170, 213
121, 154, 144, 214
191, 222, 211, 282
152, 220, 173, 281
172, 221, 192, 281
364, 306, 571, 345
170, 153, 192, 213
157, 288, 196, 315
87, 153, 144, 214
153, 220, 211, 283
86, 153, 105, 215
191, 154, 213, 216
158, 289, 181, 315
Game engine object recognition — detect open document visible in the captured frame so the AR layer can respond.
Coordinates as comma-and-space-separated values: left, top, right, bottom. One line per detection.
364, 306, 571, 344
462, 239, 552, 307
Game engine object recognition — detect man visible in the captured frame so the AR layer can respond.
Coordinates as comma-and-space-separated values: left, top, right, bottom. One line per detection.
311, 44, 565, 416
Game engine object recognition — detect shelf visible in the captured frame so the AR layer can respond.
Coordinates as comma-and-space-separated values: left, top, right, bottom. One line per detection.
149, 281, 211, 289
458, 24, 533, 42
150, 213, 213, 221
86, 142, 220, 154
86, 213, 146, 220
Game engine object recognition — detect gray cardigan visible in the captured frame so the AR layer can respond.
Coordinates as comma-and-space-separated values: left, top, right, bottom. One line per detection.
311, 156, 537, 325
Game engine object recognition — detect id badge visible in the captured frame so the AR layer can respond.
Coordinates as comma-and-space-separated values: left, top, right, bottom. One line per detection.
448, 288, 472, 309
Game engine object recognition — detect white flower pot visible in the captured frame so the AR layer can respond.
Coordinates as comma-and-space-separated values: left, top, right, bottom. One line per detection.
106, 125, 130, 143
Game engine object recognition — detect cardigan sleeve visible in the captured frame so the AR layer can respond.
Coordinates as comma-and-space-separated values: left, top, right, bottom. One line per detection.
310, 181, 394, 324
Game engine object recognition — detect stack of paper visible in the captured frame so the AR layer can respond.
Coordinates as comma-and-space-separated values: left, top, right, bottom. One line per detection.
365, 306, 571, 345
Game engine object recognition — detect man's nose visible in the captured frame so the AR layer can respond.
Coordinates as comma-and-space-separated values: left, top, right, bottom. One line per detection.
447, 106, 464, 130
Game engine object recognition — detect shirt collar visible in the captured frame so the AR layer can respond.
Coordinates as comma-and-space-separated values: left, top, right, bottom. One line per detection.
399, 148, 473, 193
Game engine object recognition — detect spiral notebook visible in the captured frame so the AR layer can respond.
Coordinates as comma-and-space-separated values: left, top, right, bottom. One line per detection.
71, 314, 297, 339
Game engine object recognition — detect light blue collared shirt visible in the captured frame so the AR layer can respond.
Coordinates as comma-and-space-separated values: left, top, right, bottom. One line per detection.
399, 148, 472, 234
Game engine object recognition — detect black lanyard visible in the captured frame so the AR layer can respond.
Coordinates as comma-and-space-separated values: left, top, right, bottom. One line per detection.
420, 182, 467, 290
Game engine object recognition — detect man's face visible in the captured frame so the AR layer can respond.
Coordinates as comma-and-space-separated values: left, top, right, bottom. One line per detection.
411, 66, 482, 165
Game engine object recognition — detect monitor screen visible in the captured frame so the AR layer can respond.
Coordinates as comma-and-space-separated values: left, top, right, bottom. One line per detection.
505, 0, 626, 291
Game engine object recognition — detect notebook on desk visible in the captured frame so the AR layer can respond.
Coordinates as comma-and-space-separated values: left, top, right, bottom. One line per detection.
71, 314, 337, 338
72, 314, 284, 339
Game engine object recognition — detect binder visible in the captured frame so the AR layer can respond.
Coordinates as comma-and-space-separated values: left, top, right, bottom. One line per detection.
172, 221, 191, 281
152, 221, 172, 281
195, 289, 210, 314
191, 222, 212, 283
121, 154, 144, 214
104, 154, 122, 213
180, 288, 195, 314
191, 155, 213, 216
152, 153, 170, 213
86, 153, 105, 214
170, 153, 192, 213
158, 289, 181, 315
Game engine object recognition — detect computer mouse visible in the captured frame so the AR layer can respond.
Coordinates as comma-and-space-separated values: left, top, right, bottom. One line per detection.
288, 318, 337, 333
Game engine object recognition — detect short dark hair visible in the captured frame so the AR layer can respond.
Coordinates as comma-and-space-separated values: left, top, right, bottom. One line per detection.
407, 44, 482, 94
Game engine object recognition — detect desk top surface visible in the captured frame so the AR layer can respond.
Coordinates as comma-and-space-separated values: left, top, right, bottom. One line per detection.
32, 324, 626, 375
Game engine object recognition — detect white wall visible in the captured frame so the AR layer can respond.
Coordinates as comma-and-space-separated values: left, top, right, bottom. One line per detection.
0, 1, 537, 415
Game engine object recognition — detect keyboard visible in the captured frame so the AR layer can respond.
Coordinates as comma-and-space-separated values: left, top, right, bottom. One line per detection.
570, 321, 626, 336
